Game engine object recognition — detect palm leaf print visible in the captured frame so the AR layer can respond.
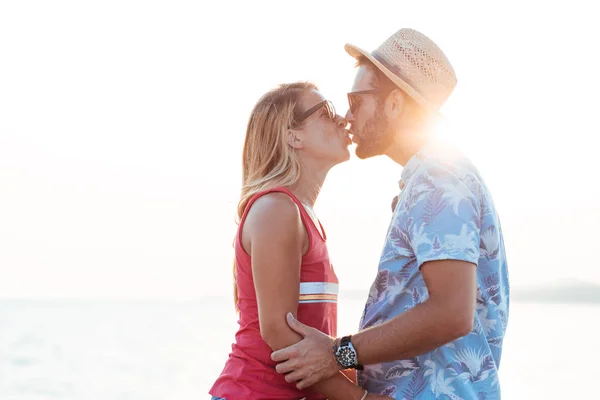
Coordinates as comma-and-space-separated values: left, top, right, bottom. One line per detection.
403, 367, 427, 399
483, 273, 501, 305
374, 269, 390, 298
381, 385, 397, 397
480, 225, 500, 260
385, 358, 419, 379
423, 186, 446, 225
389, 224, 412, 256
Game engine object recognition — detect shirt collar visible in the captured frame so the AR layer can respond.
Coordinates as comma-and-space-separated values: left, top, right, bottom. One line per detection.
399, 140, 437, 187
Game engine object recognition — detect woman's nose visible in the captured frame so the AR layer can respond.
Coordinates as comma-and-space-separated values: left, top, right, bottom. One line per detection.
345, 109, 354, 122
336, 114, 347, 128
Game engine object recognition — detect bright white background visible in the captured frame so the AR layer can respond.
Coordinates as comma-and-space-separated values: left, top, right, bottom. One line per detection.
1, 0, 598, 299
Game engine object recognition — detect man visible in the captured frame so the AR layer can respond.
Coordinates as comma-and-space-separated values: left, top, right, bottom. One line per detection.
271, 28, 509, 399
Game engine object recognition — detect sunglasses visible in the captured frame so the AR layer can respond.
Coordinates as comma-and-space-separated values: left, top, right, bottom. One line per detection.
297, 100, 337, 124
347, 89, 387, 115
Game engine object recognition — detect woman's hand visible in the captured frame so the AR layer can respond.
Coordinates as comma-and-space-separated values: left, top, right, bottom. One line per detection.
391, 195, 399, 212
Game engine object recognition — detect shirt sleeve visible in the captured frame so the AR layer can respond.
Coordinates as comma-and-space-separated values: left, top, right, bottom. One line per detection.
403, 165, 481, 268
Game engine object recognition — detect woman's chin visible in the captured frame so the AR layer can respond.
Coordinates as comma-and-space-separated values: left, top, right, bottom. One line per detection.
337, 148, 352, 164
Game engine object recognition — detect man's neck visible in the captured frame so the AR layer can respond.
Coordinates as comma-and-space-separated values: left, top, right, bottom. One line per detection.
385, 132, 429, 167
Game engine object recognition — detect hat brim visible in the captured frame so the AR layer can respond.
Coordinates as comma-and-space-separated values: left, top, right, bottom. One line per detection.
344, 43, 436, 113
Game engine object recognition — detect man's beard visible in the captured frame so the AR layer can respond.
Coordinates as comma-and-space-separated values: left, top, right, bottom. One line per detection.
354, 106, 395, 160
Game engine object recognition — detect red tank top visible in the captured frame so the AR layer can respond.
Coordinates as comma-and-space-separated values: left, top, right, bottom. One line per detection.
210, 187, 338, 400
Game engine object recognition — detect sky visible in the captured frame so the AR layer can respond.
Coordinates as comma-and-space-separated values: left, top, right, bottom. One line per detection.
1, 0, 598, 299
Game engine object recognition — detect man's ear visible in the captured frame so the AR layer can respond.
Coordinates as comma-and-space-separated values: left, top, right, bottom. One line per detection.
387, 89, 406, 119
288, 130, 304, 149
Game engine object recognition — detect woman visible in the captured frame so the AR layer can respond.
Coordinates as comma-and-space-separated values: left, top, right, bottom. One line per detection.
210, 83, 389, 400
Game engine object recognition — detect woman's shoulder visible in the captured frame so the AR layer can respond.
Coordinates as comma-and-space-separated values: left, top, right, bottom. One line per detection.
240, 191, 307, 256
244, 192, 302, 233
248, 191, 298, 216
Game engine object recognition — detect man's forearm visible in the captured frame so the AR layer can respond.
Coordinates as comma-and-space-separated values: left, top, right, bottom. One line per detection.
266, 322, 363, 399
352, 298, 472, 365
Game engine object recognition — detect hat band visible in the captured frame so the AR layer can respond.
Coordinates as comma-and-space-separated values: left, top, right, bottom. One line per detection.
371, 52, 424, 98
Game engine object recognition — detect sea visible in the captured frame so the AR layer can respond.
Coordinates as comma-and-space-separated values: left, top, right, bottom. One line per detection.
0, 294, 598, 399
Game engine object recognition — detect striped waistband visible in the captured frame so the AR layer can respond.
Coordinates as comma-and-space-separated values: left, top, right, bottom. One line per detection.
299, 282, 338, 304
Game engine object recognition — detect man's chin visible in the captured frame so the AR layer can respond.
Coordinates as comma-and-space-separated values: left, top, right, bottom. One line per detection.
354, 145, 379, 160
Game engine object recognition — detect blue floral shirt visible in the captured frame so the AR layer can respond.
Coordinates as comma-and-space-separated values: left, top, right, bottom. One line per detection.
358, 142, 509, 400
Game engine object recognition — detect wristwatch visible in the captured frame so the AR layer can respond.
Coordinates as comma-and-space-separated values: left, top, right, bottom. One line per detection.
334, 336, 363, 370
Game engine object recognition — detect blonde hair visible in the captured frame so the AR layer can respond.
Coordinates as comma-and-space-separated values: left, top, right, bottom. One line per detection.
237, 82, 317, 219
233, 82, 318, 309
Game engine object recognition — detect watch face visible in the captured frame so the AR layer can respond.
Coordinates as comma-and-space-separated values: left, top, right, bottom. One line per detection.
336, 346, 357, 368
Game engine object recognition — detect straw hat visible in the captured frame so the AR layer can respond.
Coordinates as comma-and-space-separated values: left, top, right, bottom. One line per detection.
345, 28, 457, 112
